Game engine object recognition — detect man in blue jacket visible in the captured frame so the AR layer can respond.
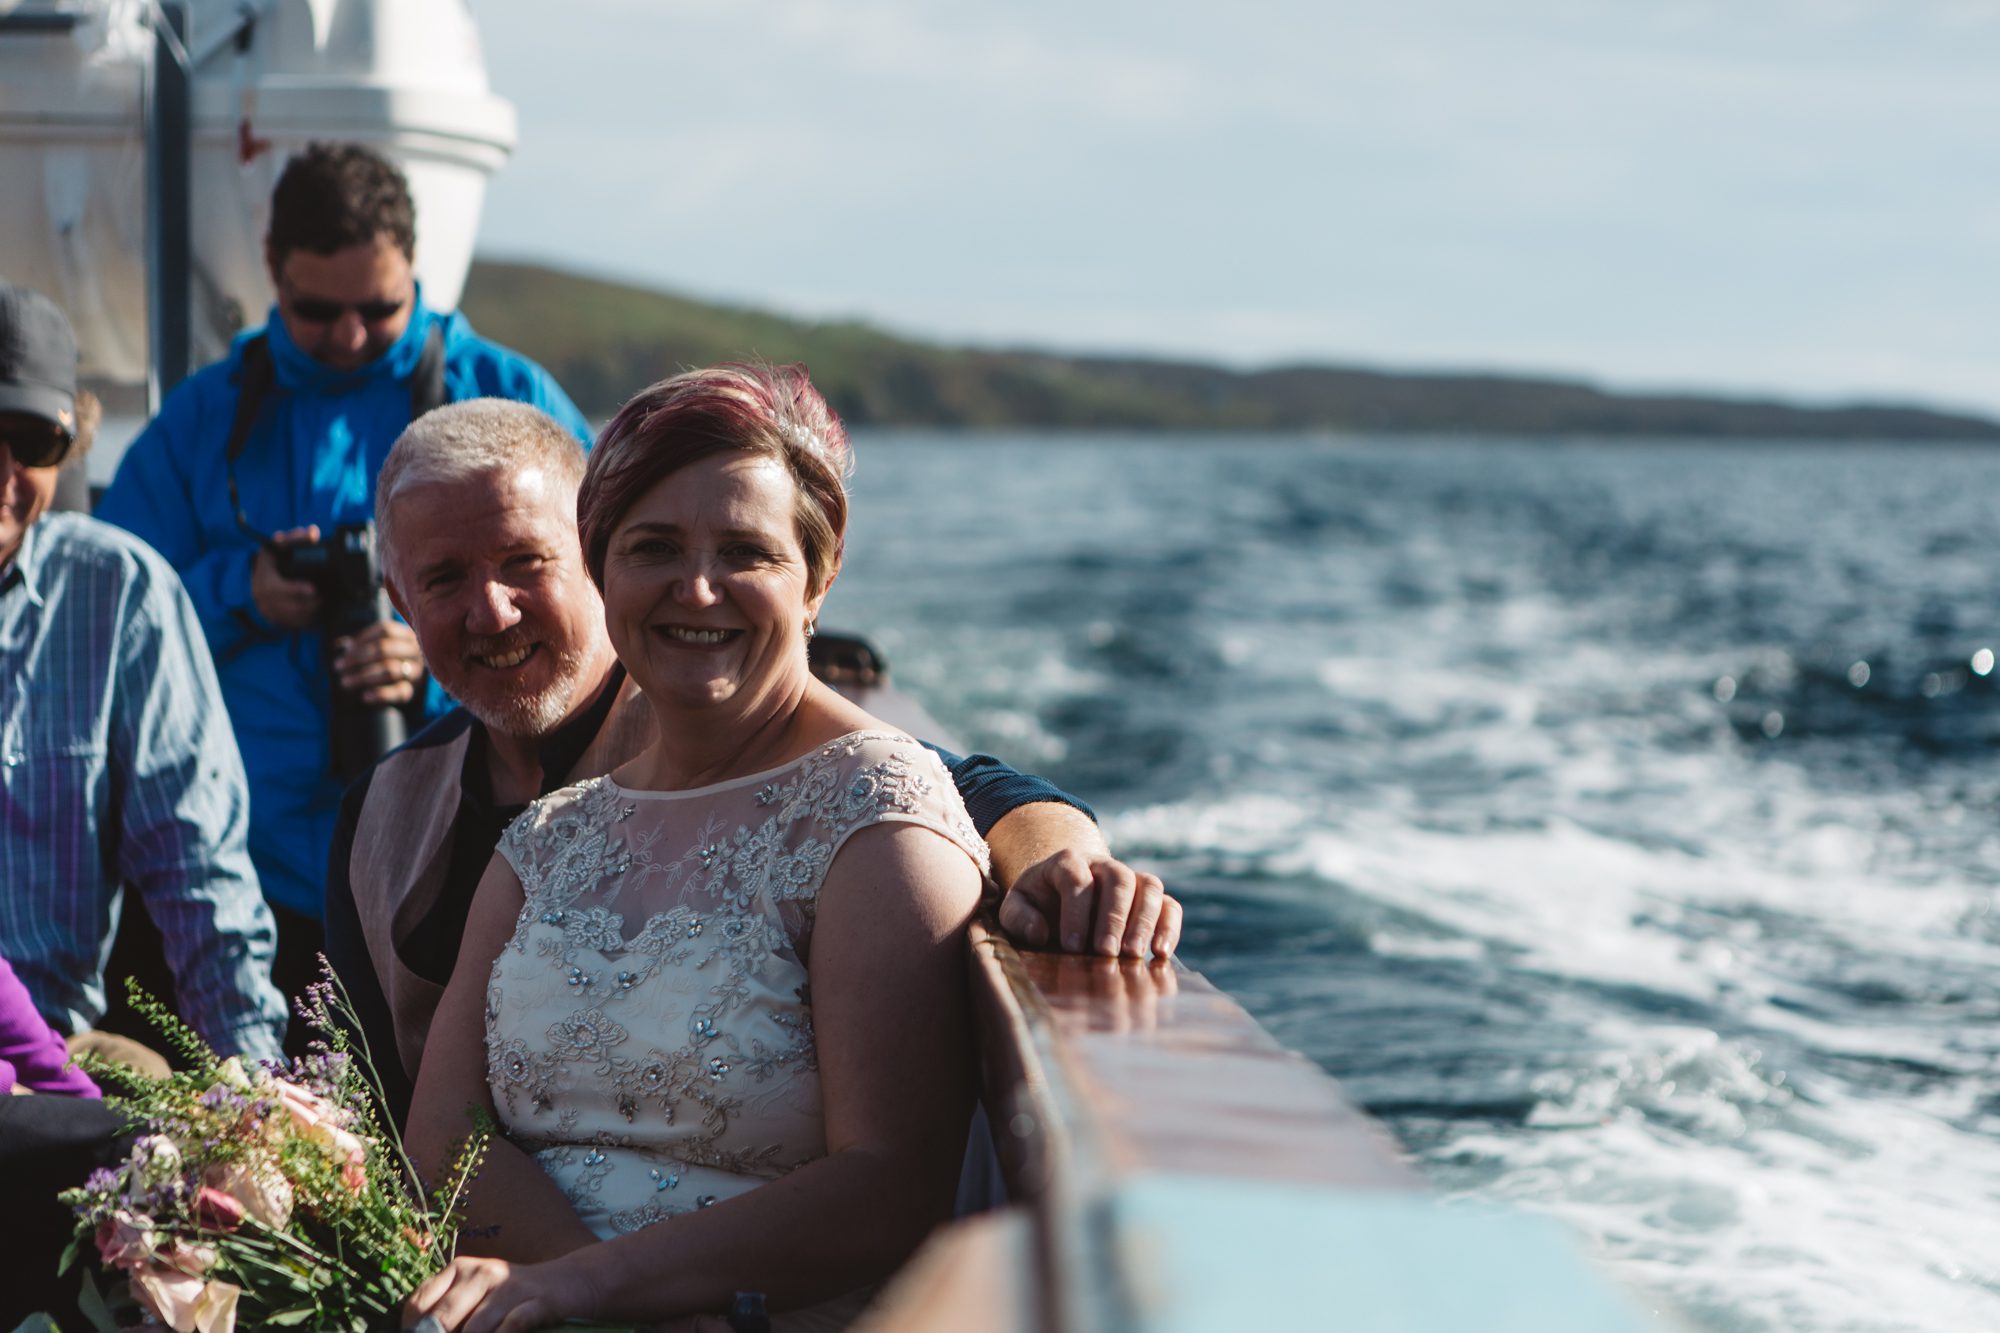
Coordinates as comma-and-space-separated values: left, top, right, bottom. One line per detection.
98, 143, 589, 998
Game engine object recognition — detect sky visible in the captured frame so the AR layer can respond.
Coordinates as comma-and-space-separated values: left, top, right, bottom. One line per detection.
469, 0, 2000, 416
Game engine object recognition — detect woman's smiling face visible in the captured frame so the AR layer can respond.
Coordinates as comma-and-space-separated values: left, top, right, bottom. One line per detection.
601, 451, 828, 715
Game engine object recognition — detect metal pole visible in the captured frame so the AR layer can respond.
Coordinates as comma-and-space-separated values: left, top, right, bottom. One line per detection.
0, 15, 84, 32
148, 2, 192, 407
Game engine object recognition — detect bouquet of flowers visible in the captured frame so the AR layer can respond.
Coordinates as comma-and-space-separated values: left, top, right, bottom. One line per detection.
58, 976, 488, 1333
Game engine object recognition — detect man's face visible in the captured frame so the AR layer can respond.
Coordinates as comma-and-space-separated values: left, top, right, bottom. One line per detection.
0, 416, 65, 568
383, 465, 611, 738
269, 235, 415, 372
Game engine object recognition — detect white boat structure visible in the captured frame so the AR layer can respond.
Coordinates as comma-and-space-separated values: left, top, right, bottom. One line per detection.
0, 0, 512, 393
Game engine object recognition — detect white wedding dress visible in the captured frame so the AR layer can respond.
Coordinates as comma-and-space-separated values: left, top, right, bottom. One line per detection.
486, 730, 988, 1328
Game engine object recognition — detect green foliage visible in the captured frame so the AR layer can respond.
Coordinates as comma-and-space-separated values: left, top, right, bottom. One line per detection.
58, 970, 489, 1332
428, 1107, 495, 1264
74, 1266, 129, 1333
460, 259, 2000, 440
119, 977, 222, 1075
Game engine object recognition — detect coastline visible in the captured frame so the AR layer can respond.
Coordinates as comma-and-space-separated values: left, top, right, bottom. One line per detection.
456, 259, 2000, 441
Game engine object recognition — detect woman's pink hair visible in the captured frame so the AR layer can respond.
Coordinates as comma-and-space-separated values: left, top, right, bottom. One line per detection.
577, 363, 852, 596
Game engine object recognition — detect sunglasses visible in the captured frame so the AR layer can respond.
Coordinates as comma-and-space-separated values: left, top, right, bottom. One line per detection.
284, 293, 409, 325
0, 421, 75, 470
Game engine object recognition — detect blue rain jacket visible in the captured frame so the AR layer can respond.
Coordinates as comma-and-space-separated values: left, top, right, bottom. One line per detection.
97, 294, 591, 922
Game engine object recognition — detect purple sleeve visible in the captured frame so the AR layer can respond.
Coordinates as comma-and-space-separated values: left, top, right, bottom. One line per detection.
0, 957, 99, 1098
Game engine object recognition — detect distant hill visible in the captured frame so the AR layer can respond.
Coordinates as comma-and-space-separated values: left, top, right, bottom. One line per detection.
460, 260, 2000, 440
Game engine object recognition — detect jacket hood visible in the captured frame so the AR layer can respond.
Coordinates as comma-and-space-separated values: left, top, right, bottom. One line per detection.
250, 286, 468, 391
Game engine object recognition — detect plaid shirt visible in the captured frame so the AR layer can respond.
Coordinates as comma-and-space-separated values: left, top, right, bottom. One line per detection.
0, 513, 286, 1061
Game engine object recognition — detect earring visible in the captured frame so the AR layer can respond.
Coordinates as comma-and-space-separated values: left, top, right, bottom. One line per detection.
804, 619, 817, 642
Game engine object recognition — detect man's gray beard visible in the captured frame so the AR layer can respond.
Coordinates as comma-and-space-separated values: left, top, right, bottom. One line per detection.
452, 646, 592, 740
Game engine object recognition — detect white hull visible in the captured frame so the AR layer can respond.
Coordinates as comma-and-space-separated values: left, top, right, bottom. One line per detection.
0, 0, 515, 384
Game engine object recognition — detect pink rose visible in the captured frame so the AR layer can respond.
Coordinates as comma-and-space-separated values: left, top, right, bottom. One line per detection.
270, 1077, 369, 1188
130, 1265, 238, 1333
193, 1186, 244, 1232
270, 1078, 342, 1135
190, 1277, 241, 1333
127, 1242, 219, 1328
202, 1161, 293, 1229
308, 1115, 367, 1163
158, 1239, 218, 1277
129, 1261, 204, 1332
306, 1117, 368, 1191
128, 1134, 183, 1186
95, 1211, 155, 1272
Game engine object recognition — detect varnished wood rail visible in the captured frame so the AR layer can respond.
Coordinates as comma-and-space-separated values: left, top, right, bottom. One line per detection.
856, 919, 1672, 1333
976, 927, 1419, 1194
860, 920, 1415, 1333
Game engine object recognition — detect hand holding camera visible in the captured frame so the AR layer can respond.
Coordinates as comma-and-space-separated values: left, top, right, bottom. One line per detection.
250, 520, 413, 779
252, 525, 324, 630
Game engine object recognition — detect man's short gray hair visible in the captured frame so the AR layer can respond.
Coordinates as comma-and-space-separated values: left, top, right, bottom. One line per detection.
377, 399, 588, 567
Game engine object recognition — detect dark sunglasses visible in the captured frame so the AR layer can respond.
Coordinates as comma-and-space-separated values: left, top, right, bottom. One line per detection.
0, 421, 75, 470
284, 293, 408, 325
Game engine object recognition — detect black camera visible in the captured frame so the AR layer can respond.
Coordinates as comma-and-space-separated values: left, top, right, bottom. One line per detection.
270, 521, 407, 780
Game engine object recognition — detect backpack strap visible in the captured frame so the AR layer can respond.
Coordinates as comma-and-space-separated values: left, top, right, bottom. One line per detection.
225, 335, 275, 543
225, 333, 274, 466
410, 320, 447, 419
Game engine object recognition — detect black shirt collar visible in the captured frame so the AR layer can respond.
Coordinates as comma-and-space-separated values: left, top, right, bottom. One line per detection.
463, 663, 628, 811
536, 661, 626, 795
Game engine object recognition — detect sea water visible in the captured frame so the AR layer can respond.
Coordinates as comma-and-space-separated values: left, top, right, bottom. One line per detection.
827, 433, 2000, 1333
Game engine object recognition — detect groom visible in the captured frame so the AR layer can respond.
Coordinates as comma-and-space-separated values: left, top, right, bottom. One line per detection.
325, 399, 1178, 1125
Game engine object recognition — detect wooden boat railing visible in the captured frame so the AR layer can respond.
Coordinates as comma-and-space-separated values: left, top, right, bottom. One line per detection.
855, 919, 1674, 1332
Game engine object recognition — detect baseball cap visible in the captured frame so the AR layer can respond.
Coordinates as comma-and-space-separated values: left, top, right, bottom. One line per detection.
0, 284, 79, 438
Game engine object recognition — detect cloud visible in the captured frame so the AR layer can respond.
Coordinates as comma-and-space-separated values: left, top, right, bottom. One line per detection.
467, 0, 2000, 413
755, 1, 1210, 129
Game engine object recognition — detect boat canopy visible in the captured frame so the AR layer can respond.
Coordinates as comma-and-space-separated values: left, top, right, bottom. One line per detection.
0, 0, 515, 384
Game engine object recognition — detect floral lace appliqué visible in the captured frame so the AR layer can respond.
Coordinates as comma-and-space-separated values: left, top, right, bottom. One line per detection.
484, 733, 987, 1235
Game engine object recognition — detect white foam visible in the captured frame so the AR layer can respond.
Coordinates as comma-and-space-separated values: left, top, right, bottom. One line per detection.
1106, 739, 2000, 1330
1368, 933, 1488, 961
1447, 1027, 2000, 1332
838, 437, 2000, 1331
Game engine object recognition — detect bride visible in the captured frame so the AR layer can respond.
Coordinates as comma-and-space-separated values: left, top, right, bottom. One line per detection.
403, 364, 988, 1330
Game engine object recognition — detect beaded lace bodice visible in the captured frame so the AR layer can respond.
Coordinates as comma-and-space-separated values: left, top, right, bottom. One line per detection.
485, 730, 988, 1239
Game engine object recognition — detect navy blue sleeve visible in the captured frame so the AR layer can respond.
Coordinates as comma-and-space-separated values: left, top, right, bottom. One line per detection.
921, 743, 1095, 838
